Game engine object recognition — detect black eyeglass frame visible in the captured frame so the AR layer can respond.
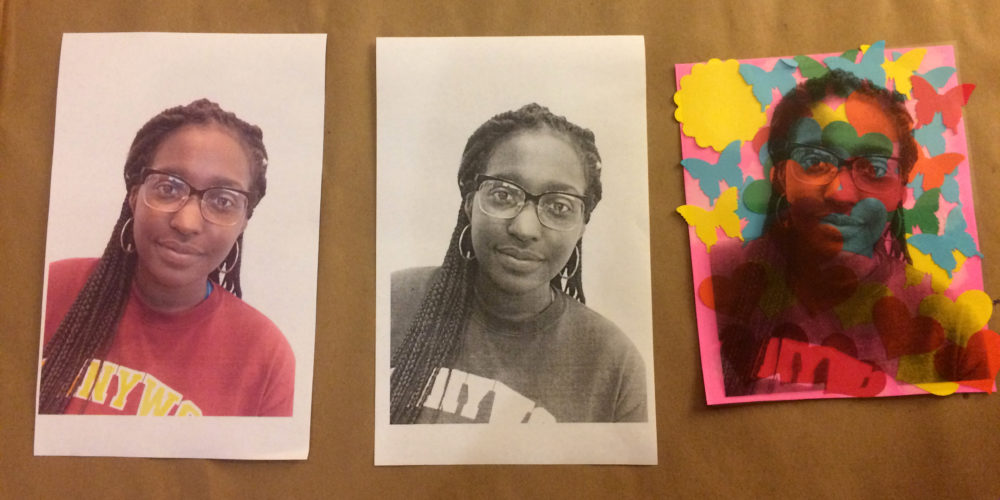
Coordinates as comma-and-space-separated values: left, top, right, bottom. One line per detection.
785, 142, 904, 191
138, 168, 253, 226
473, 174, 587, 231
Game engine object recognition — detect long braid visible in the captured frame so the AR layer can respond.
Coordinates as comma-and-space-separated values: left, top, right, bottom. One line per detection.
39, 99, 268, 413
390, 103, 603, 423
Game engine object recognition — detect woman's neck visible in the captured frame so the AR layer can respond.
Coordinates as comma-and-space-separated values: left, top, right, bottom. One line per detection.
474, 273, 554, 322
133, 268, 209, 313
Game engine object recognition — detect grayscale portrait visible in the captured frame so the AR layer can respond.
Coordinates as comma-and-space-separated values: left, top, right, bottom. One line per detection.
375, 36, 656, 465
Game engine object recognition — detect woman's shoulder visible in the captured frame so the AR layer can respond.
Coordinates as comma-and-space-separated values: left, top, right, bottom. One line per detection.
213, 288, 285, 336
46, 258, 100, 308
391, 266, 440, 295
48, 257, 99, 286
559, 295, 640, 357
390, 266, 440, 352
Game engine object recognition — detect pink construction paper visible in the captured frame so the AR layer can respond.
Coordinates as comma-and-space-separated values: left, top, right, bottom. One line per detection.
675, 44, 985, 405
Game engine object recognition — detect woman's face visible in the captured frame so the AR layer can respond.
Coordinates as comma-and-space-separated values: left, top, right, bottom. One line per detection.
129, 123, 253, 298
467, 128, 587, 296
778, 94, 906, 257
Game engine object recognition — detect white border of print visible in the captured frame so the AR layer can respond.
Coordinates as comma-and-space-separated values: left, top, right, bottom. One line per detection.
35, 33, 326, 459
375, 36, 656, 465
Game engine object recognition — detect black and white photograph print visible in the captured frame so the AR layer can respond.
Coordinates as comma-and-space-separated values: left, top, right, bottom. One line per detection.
375, 36, 657, 465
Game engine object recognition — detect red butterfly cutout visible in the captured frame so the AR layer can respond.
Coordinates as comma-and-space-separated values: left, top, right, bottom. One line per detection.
908, 147, 964, 190
910, 74, 975, 132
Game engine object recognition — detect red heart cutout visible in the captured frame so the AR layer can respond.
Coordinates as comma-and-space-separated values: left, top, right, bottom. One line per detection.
873, 296, 945, 359
934, 329, 1000, 392
822, 332, 859, 359
700, 262, 767, 319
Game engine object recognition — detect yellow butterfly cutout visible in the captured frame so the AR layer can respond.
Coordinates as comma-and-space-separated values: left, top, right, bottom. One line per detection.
907, 243, 968, 293
677, 186, 743, 252
883, 48, 927, 97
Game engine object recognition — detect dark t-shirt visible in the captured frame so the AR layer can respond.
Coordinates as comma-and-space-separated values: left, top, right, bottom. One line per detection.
391, 266, 647, 423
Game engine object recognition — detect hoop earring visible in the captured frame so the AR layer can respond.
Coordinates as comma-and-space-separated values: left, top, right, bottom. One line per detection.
119, 217, 135, 253
775, 194, 790, 227
459, 224, 475, 261
891, 206, 906, 239
560, 245, 580, 279
219, 239, 240, 273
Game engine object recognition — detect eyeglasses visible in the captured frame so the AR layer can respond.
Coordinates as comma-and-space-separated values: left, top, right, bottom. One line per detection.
139, 169, 251, 226
786, 143, 902, 193
475, 174, 586, 231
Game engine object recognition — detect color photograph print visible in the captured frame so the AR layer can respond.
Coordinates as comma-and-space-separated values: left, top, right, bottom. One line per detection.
675, 42, 998, 405
35, 33, 325, 458
376, 36, 656, 464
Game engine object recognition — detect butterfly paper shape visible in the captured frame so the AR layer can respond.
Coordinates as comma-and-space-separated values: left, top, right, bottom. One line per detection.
883, 48, 926, 97
677, 186, 743, 252
681, 140, 743, 205
903, 187, 941, 235
793, 55, 829, 79
909, 149, 964, 191
914, 66, 956, 89
911, 74, 975, 132
825, 40, 886, 86
740, 59, 798, 111
913, 113, 947, 156
939, 171, 960, 203
908, 206, 982, 277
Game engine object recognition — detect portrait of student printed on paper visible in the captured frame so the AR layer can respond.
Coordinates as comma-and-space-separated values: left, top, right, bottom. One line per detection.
39, 99, 295, 417
390, 104, 647, 424
676, 44, 998, 404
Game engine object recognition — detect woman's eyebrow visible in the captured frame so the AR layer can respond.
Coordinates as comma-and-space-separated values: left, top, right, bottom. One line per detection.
489, 172, 584, 195
152, 166, 249, 190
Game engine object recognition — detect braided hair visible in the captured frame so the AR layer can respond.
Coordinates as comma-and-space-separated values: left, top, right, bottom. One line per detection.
765, 69, 917, 263
39, 99, 268, 414
389, 103, 603, 423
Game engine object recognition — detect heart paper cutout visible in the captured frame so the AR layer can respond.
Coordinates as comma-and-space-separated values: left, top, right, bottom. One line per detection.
873, 296, 946, 359
700, 262, 767, 319
933, 329, 1000, 392
917, 290, 993, 346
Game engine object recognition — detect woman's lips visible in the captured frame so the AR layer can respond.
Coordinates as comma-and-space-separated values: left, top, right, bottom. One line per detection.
495, 246, 545, 272
156, 240, 203, 264
821, 213, 863, 227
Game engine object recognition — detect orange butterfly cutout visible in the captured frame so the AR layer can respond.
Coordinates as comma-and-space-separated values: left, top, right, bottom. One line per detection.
909, 148, 964, 191
911, 74, 974, 133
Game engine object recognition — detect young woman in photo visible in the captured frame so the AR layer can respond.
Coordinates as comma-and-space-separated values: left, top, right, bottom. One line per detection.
39, 99, 294, 416
390, 103, 647, 424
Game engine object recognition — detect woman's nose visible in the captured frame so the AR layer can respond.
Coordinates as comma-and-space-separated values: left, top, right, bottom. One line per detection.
169, 197, 204, 234
507, 202, 543, 240
823, 167, 860, 205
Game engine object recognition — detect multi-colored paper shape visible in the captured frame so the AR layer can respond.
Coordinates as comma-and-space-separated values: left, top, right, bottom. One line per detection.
674, 42, 998, 404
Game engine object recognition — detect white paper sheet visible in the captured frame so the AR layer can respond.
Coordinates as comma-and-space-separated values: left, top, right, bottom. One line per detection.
375, 36, 657, 465
34, 32, 326, 459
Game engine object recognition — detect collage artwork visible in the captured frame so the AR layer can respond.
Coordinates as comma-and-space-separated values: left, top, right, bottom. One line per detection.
675, 42, 1000, 404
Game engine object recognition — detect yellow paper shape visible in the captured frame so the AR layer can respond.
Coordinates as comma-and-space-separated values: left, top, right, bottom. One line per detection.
677, 186, 743, 252
915, 382, 959, 396
896, 351, 943, 385
883, 48, 927, 97
834, 282, 891, 329
904, 264, 928, 289
810, 102, 848, 129
907, 244, 967, 293
675, 59, 767, 152
918, 290, 993, 346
